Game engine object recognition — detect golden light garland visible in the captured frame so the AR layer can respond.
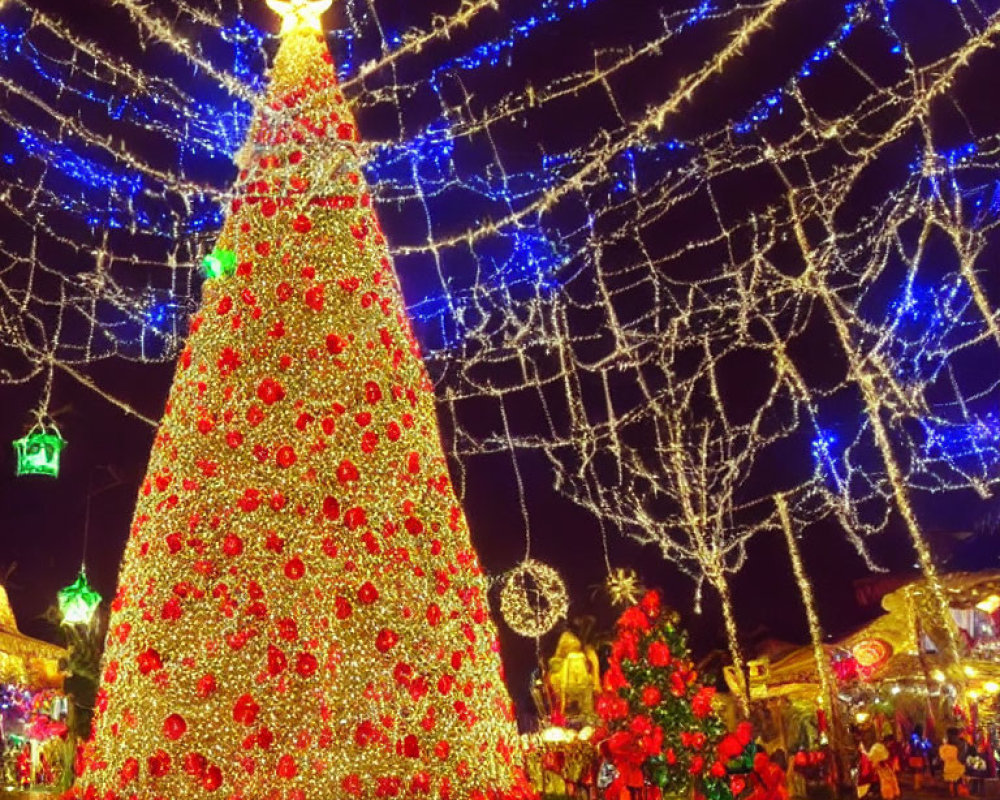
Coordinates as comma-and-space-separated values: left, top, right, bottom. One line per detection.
500, 560, 568, 639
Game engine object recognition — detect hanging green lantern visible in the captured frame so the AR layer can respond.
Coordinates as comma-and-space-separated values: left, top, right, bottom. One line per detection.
13, 424, 66, 477
57, 570, 102, 626
202, 247, 237, 279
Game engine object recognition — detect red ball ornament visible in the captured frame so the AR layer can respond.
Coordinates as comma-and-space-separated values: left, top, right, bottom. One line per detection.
364, 381, 382, 404
284, 557, 305, 580
305, 285, 324, 311
326, 333, 347, 354
344, 506, 367, 530
322, 496, 341, 520
233, 693, 260, 726
275, 445, 297, 468
222, 534, 244, 556
358, 581, 379, 604
292, 214, 312, 233
295, 652, 319, 677
402, 734, 420, 758
335, 596, 353, 619
147, 749, 171, 778
268, 645, 288, 676
375, 628, 399, 653
163, 714, 187, 741
202, 764, 223, 791
337, 459, 360, 483
277, 755, 297, 779
184, 752, 207, 778
256, 377, 285, 405
137, 648, 163, 675
196, 674, 217, 698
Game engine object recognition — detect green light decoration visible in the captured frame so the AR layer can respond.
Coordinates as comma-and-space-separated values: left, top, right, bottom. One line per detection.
57, 570, 102, 626
201, 248, 236, 279
13, 424, 66, 477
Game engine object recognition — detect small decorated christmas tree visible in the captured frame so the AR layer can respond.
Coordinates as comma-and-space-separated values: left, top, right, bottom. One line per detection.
595, 591, 786, 800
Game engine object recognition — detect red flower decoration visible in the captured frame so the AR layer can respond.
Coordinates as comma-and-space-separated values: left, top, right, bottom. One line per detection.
641, 686, 662, 707
640, 590, 662, 618
692, 686, 716, 718
736, 720, 754, 747
718, 733, 744, 761
617, 606, 651, 632
647, 640, 672, 667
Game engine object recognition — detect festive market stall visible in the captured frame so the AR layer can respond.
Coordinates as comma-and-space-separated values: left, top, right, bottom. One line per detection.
742, 571, 1000, 783
0, 585, 70, 793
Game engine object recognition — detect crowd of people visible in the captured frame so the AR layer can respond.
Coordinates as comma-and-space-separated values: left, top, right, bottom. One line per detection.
854, 725, 995, 799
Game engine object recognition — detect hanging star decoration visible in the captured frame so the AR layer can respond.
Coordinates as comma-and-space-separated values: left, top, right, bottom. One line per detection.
57, 569, 102, 626
265, 0, 333, 34
606, 568, 643, 607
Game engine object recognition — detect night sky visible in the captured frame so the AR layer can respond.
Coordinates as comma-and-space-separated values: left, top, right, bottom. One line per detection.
1, 0, 1000, 718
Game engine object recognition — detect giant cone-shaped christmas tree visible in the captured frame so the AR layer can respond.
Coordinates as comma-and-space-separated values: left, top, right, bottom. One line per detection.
74, 7, 523, 800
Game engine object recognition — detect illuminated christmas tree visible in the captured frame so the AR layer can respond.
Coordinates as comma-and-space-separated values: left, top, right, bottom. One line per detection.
72, 4, 524, 799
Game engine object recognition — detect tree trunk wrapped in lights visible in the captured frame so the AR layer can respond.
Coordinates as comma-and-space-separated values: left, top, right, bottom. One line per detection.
71, 12, 525, 800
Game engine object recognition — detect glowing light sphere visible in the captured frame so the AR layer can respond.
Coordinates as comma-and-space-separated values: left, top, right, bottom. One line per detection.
13, 424, 66, 477
266, 0, 334, 34
500, 558, 568, 638
57, 570, 102, 626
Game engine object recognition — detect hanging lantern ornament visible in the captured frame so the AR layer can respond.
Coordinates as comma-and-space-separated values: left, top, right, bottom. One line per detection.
13, 421, 66, 477
57, 569, 102, 626
606, 568, 643, 607
201, 247, 237, 280
500, 558, 568, 638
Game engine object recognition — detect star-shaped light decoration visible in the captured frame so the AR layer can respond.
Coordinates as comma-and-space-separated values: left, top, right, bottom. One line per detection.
57, 569, 102, 626
606, 568, 643, 607
265, 0, 334, 34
